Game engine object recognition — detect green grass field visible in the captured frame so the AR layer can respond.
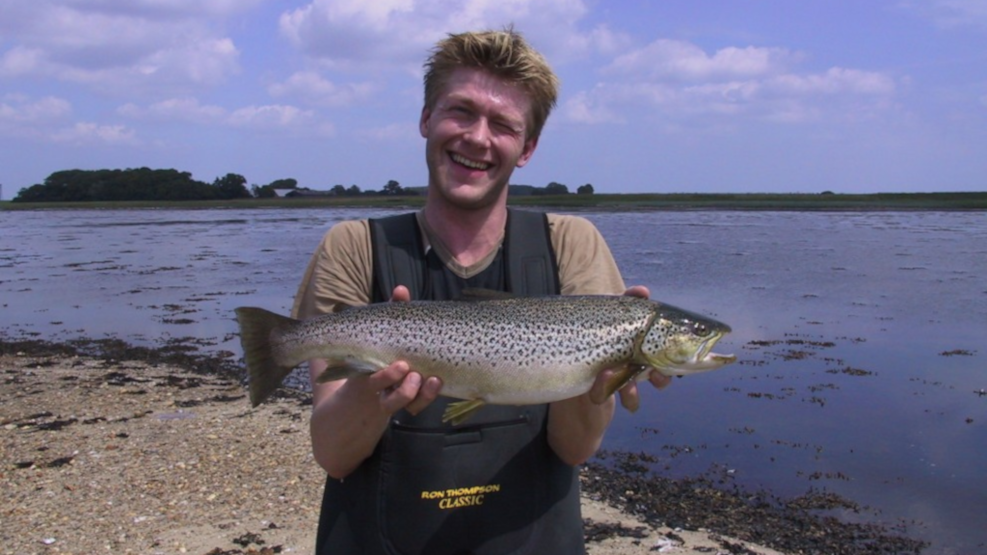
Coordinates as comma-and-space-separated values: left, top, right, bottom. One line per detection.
2, 191, 986, 211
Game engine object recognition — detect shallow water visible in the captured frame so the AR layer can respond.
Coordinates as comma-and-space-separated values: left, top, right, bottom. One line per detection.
1, 208, 984, 553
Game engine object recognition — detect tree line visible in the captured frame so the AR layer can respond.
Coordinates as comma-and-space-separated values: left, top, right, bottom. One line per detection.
12, 168, 252, 203
11, 168, 595, 203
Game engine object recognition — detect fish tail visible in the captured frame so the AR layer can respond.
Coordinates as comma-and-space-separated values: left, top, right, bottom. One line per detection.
235, 307, 299, 407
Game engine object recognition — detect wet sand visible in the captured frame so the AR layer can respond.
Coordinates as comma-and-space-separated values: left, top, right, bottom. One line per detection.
0, 339, 927, 555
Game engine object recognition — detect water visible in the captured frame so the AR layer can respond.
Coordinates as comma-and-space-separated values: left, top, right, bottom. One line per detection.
1, 208, 984, 553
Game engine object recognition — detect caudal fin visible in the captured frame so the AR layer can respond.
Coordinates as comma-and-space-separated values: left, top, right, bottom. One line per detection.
235, 307, 299, 407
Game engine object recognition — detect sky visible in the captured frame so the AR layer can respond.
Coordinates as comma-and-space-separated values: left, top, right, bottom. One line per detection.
2, 1, 986, 199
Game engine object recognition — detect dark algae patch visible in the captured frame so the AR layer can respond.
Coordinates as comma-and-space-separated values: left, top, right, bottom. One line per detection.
583, 451, 928, 555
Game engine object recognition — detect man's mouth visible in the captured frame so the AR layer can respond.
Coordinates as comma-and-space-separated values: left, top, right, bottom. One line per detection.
450, 152, 491, 171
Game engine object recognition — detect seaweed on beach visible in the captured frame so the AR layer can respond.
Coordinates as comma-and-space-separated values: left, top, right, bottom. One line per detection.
583, 450, 928, 555
0, 336, 242, 379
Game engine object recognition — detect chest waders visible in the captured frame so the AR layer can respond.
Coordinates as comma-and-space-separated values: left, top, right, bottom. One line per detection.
314, 210, 585, 555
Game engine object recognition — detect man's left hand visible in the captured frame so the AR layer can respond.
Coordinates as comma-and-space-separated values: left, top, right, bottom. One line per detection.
586, 285, 672, 412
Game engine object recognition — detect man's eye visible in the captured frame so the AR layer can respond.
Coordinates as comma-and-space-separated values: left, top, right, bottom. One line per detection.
494, 121, 520, 134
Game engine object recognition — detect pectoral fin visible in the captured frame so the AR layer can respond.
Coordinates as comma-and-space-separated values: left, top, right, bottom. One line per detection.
316, 359, 380, 383
443, 399, 487, 425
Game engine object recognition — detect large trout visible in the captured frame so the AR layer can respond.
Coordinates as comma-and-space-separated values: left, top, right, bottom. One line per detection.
235, 294, 736, 424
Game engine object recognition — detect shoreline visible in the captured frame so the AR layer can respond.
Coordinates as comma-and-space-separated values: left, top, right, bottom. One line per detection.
1, 338, 926, 554
3, 190, 987, 212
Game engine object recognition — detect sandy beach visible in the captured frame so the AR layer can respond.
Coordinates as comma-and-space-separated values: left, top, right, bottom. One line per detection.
0, 350, 796, 555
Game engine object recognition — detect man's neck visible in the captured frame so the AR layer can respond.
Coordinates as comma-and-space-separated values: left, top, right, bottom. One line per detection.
422, 201, 508, 268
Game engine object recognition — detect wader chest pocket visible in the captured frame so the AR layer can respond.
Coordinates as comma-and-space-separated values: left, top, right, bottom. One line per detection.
381, 417, 544, 555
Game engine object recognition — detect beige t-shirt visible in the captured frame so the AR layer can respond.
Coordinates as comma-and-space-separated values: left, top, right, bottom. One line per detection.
292, 213, 625, 319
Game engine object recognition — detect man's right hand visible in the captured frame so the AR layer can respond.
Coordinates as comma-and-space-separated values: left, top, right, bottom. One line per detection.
308, 285, 442, 479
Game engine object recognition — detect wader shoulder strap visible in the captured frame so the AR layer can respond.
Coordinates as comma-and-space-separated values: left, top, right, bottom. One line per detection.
504, 208, 561, 296
369, 209, 560, 300
369, 213, 425, 302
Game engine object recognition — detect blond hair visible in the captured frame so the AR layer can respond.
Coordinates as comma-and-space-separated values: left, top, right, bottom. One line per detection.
423, 28, 559, 140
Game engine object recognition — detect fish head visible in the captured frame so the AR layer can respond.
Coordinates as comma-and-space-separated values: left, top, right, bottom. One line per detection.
638, 303, 736, 377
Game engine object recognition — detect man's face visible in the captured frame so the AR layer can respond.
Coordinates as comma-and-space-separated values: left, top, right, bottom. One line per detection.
420, 67, 538, 211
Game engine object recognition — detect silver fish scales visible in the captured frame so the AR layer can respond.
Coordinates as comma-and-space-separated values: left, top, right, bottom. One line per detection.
235, 294, 736, 424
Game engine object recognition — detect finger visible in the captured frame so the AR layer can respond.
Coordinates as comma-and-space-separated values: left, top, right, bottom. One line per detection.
588, 369, 614, 404
648, 370, 672, 390
390, 285, 411, 303
405, 376, 443, 415
366, 360, 411, 393
617, 381, 640, 412
379, 371, 422, 413
623, 285, 650, 299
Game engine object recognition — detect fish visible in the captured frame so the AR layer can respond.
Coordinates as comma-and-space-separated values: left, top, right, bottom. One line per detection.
235, 294, 736, 424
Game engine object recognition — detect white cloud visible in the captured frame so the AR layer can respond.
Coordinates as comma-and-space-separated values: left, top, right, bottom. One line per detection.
766, 67, 896, 96
51, 122, 139, 145
227, 105, 317, 129
0, 94, 75, 141
119, 97, 330, 134
565, 38, 898, 127
607, 39, 798, 81
902, 0, 987, 29
61, 0, 265, 18
0, 94, 72, 123
278, 0, 624, 70
0, 0, 241, 93
268, 71, 376, 106
0, 47, 46, 77
562, 88, 626, 124
117, 97, 226, 123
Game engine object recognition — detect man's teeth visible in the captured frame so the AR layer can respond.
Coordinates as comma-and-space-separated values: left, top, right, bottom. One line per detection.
452, 153, 490, 170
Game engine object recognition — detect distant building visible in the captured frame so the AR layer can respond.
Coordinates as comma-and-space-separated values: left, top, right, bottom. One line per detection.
284, 189, 333, 198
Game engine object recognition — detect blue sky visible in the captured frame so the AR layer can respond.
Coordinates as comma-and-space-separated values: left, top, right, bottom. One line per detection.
2, 0, 986, 199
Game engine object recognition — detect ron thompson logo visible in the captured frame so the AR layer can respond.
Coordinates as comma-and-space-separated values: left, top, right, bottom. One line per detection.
421, 484, 501, 510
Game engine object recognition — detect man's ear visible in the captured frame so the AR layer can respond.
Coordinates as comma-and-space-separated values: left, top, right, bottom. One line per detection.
419, 106, 431, 138
516, 135, 539, 168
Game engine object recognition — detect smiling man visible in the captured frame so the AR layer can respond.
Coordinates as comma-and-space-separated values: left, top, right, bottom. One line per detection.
292, 28, 670, 555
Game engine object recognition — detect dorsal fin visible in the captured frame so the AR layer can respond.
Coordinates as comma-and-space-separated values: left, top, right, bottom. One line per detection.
459, 288, 516, 302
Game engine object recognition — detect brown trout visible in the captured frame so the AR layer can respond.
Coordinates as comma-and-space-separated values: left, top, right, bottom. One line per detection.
235, 295, 735, 423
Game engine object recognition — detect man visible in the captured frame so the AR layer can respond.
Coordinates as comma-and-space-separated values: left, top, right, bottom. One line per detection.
292, 28, 670, 555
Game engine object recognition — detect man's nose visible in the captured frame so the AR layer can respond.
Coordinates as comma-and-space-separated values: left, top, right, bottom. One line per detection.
463, 117, 491, 146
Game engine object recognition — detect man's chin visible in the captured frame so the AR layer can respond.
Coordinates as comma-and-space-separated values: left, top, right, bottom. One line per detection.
433, 182, 507, 210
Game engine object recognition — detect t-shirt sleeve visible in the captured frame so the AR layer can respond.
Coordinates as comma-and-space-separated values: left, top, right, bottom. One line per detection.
548, 214, 626, 296
291, 219, 373, 319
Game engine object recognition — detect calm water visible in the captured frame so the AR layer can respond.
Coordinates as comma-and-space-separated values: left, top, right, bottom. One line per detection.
1, 208, 984, 554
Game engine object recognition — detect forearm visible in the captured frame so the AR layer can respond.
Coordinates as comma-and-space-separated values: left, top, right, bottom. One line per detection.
308, 354, 442, 479
546, 394, 616, 466
308, 360, 391, 479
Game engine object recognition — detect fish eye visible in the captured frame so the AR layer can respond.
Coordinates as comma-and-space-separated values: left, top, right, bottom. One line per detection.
692, 321, 710, 337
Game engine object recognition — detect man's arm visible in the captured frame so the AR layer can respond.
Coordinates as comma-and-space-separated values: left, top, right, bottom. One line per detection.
308, 286, 442, 479
546, 287, 672, 466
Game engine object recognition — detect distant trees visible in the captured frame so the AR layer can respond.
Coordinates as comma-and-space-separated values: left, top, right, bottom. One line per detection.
12, 170, 595, 203
13, 168, 257, 202
252, 178, 298, 198
213, 173, 251, 199
543, 182, 569, 195
381, 180, 405, 195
